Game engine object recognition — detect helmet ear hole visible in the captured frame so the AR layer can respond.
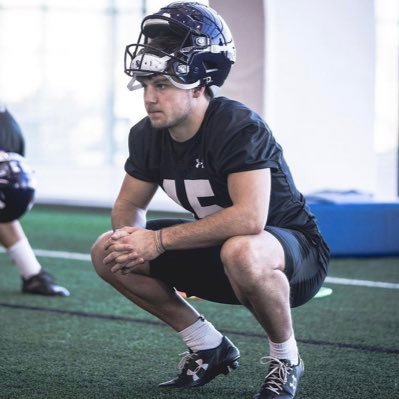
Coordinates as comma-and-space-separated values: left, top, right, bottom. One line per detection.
203, 59, 217, 71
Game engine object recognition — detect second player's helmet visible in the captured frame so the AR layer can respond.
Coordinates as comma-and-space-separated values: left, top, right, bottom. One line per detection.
0, 152, 36, 223
124, 2, 236, 91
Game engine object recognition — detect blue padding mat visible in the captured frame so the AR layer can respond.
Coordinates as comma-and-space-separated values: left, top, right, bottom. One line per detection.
307, 200, 399, 257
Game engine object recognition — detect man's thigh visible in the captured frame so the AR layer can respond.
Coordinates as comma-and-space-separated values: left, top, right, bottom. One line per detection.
147, 219, 327, 307
147, 218, 238, 304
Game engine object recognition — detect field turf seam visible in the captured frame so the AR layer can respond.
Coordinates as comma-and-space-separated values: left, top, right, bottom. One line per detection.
1, 302, 398, 356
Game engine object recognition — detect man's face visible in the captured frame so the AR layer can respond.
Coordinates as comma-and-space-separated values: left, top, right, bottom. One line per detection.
140, 75, 194, 130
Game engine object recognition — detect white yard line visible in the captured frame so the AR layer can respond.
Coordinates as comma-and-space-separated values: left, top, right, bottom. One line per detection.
0, 247, 91, 262
34, 248, 92, 262
1, 247, 398, 289
325, 276, 399, 290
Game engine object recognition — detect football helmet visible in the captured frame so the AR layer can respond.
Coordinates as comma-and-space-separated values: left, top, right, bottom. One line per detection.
124, 2, 236, 91
0, 151, 36, 223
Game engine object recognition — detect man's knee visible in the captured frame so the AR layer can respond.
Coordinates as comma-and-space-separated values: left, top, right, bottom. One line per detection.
221, 236, 254, 269
91, 231, 112, 278
220, 234, 284, 278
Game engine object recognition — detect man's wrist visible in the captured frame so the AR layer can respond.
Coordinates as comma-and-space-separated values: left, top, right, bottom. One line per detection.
154, 230, 166, 254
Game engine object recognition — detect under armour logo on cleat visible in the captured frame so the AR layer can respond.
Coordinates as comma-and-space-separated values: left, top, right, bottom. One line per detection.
289, 375, 297, 389
187, 359, 209, 381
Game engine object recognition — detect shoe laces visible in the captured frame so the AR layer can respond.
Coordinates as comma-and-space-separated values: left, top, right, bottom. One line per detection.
177, 351, 208, 376
259, 356, 292, 395
177, 351, 197, 371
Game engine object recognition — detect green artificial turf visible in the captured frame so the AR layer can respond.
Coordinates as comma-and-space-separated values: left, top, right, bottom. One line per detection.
0, 207, 398, 398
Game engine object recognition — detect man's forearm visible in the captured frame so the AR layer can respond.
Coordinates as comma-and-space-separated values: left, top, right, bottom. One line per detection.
111, 200, 146, 230
161, 205, 264, 251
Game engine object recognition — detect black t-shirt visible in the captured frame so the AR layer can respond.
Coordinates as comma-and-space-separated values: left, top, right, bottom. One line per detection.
0, 110, 25, 156
125, 96, 324, 245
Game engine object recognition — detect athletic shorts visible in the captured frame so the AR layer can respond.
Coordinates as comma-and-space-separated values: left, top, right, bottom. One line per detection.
147, 218, 330, 308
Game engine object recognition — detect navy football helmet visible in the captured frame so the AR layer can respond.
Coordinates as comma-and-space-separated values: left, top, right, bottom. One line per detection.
124, 2, 236, 91
0, 152, 36, 223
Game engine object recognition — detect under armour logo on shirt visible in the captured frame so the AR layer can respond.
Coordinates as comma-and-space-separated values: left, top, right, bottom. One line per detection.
195, 159, 204, 168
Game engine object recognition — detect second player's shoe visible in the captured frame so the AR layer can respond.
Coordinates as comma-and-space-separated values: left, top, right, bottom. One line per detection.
253, 356, 304, 398
159, 336, 240, 388
22, 269, 70, 297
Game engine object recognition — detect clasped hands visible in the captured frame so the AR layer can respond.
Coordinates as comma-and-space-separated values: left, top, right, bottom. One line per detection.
103, 226, 163, 275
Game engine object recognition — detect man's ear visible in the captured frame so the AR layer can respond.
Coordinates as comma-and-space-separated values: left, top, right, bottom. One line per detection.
192, 86, 205, 98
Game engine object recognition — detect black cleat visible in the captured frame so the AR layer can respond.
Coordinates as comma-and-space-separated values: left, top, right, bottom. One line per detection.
253, 356, 304, 398
159, 336, 240, 388
22, 269, 70, 297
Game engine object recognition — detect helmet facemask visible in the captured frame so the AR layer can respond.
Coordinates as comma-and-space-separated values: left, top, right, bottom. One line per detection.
125, 35, 203, 91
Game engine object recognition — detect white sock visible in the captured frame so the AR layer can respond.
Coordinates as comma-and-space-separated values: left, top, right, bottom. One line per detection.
7, 238, 41, 279
178, 316, 223, 352
268, 333, 299, 365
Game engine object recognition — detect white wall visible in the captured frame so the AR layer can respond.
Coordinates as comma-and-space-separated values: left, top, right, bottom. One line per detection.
35, 164, 186, 212
264, 0, 377, 196
211, 0, 265, 115
374, 0, 399, 199
33, 0, 397, 209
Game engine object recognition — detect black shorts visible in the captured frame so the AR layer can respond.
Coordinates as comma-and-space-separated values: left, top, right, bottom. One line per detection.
147, 219, 329, 308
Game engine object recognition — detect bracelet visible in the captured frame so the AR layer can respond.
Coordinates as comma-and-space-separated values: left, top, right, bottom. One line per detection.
154, 230, 165, 254
159, 229, 167, 252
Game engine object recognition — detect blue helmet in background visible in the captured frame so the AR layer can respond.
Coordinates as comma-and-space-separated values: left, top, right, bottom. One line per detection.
0, 152, 36, 223
125, 2, 236, 91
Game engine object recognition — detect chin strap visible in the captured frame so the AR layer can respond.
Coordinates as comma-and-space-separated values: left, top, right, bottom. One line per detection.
127, 76, 144, 91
